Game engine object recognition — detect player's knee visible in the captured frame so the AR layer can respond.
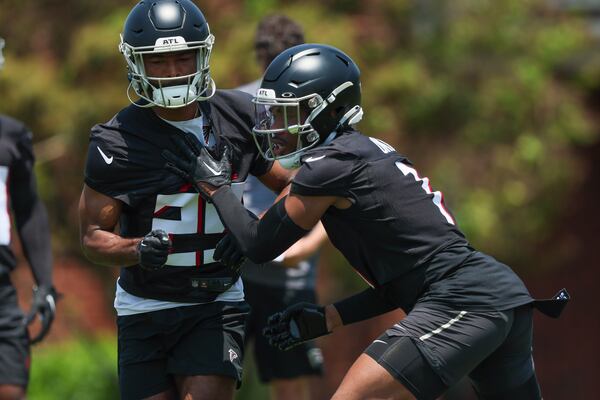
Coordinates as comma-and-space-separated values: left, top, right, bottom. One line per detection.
271, 377, 310, 400
0, 384, 27, 400
476, 374, 541, 400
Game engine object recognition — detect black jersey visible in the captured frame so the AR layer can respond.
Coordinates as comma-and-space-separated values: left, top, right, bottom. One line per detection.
0, 115, 34, 274
291, 130, 532, 311
84, 90, 272, 302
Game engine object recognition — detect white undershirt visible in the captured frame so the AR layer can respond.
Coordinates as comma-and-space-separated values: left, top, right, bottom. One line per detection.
114, 114, 244, 316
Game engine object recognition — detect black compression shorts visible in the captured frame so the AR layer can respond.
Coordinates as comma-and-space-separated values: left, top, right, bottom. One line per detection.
365, 304, 539, 400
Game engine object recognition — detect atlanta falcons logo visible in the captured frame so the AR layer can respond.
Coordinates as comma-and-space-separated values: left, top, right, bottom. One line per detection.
229, 348, 238, 363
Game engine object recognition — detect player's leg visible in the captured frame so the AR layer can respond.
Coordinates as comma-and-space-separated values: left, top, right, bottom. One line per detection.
248, 284, 323, 400
333, 353, 417, 400
175, 375, 235, 400
0, 335, 29, 400
0, 277, 30, 400
169, 301, 249, 400
346, 303, 520, 400
0, 385, 26, 400
117, 312, 178, 400
469, 305, 542, 400
270, 377, 311, 400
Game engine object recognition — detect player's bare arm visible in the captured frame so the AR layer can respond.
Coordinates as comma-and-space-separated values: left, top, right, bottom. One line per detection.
257, 160, 296, 194
256, 163, 329, 267
278, 221, 327, 268
78, 184, 139, 267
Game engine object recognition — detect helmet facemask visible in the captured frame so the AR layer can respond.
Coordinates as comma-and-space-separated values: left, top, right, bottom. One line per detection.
252, 89, 323, 169
119, 34, 216, 108
252, 82, 363, 169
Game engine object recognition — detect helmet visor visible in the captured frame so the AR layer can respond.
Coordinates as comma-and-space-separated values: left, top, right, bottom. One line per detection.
252, 91, 321, 162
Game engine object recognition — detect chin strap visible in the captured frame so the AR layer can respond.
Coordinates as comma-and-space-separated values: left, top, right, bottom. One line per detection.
128, 77, 216, 109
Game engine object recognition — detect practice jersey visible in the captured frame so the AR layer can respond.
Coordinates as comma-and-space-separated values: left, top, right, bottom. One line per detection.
0, 115, 34, 275
241, 174, 318, 290
84, 90, 272, 303
291, 130, 532, 312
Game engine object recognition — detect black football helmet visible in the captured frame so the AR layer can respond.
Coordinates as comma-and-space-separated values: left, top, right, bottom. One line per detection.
252, 43, 362, 168
119, 0, 215, 108
0, 37, 5, 70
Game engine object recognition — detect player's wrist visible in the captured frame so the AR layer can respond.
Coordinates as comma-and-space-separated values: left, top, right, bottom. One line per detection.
325, 304, 343, 332
34, 284, 56, 297
197, 181, 220, 197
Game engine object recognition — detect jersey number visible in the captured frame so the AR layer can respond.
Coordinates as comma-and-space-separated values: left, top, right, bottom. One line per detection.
396, 161, 455, 225
151, 182, 244, 267
369, 137, 455, 225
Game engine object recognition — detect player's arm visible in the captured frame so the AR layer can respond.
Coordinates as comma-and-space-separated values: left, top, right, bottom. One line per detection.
162, 140, 327, 262
278, 221, 327, 268
263, 288, 397, 351
10, 163, 53, 289
11, 130, 59, 343
78, 184, 139, 267
255, 161, 329, 268
256, 160, 296, 194
211, 187, 333, 263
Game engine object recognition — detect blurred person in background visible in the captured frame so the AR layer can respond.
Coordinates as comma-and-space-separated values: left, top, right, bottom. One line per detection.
168, 43, 570, 400
78, 1, 293, 399
0, 37, 58, 400
236, 15, 327, 400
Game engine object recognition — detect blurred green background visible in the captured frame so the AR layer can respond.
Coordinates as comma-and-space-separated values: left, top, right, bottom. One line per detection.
2, 0, 599, 399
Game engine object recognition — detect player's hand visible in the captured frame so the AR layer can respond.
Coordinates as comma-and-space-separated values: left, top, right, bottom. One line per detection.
24, 285, 59, 345
214, 234, 245, 273
263, 302, 330, 350
162, 134, 231, 199
138, 230, 171, 270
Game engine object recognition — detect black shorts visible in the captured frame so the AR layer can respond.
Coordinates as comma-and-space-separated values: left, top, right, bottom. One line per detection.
117, 301, 249, 400
0, 275, 30, 387
365, 304, 538, 400
244, 280, 324, 382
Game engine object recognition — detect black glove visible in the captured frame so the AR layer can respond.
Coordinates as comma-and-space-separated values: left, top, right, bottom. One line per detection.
263, 302, 330, 351
138, 230, 171, 270
214, 234, 246, 273
162, 134, 232, 199
24, 285, 58, 345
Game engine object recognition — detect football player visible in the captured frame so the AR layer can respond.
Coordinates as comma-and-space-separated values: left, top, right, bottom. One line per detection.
236, 15, 326, 400
78, 1, 293, 399
166, 43, 570, 400
0, 37, 58, 400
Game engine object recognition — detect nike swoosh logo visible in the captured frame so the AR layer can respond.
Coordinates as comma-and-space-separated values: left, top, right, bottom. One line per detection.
202, 161, 219, 175
304, 155, 326, 163
97, 146, 113, 164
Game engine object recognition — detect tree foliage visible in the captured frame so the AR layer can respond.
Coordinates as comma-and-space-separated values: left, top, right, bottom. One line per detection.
0, 0, 596, 273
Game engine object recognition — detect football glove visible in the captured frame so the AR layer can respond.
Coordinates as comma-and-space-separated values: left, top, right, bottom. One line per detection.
162, 134, 231, 200
263, 302, 330, 351
24, 285, 59, 345
138, 230, 171, 270
214, 234, 246, 273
